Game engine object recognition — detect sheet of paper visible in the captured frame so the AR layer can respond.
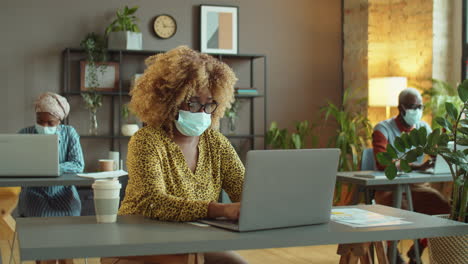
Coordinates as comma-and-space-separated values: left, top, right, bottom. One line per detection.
331, 208, 412, 228
77, 170, 128, 179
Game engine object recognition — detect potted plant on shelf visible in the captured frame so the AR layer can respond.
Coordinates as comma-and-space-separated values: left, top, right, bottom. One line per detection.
223, 99, 241, 134
80, 33, 106, 135
121, 103, 139, 136
378, 80, 468, 264
106, 6, 142, 50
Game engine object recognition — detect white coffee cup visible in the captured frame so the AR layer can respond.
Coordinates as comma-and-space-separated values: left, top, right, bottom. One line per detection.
92, 179, 122, 223
108, 151, 120, 170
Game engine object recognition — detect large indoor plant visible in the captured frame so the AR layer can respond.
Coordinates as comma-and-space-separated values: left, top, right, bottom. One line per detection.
422, 79, 464, 129
266, 120, 316, 149
321, 88, 373, 205
106, 6, 142, 50
378, 80, 468, 263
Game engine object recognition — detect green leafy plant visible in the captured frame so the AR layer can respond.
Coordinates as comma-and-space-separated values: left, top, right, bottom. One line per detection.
378, 80, 468, 222
81, 92, 102, 113
80, 32, 107, 107
224, 100, 241, 132
321, 88, 373, 172
266, 121, 316, 149
105, 6, 140, 34
121, 103, 136, 124
422, 79, 464, 129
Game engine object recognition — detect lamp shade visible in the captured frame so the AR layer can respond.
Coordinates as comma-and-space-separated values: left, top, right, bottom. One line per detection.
368, 77, 407, 107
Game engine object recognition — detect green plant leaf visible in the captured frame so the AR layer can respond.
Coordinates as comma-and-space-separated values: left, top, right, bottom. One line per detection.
384, 163, 398, 180
458, 127, 468, 135
394, 137, 406, 152
431, 128, 442, 146
439, 134, 450, 146
128, 6, 138, 15
435, 117, 452, 132
405, 149, 419, 163
445, 102, 458, 121
401, 133, 412, 148
427, 132, 435, 148
291, 133, 301, 149
410, 129, 420, 146
400, 160, 412, 173
377, 152, 393, 166
458, 79, 468, 102
458, 138, 468, 146
417, 127, 427, 146
386, 144, 398, 159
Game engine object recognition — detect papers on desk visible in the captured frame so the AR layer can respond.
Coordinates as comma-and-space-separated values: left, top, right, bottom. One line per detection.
331, 208, 412, 228
353, 171, 387, 179
353, 171, 410, 179
77, 170, 128, 179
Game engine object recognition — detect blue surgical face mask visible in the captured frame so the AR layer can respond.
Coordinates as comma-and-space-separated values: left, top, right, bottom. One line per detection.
174, 110, 211, 136
403, 109, 422, 127
35, 124, 58, 135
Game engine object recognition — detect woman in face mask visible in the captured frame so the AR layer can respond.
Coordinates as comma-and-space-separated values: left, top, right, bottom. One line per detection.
18, 92, 84, 218
104, 46, 247, 264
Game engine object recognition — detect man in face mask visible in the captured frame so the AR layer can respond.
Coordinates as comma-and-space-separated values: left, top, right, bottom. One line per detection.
372, 88, 450, 264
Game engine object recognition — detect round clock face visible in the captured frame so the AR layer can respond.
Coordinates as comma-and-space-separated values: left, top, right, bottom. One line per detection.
153, 15, 177, 39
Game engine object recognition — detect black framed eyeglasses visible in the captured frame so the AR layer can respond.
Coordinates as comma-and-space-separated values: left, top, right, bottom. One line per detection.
402, 103, 424, 110
186, 101, 218, 114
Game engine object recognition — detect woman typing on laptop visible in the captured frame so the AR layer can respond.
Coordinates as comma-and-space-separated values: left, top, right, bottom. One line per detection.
18, 92, 84, 218
102, 46, 247, 264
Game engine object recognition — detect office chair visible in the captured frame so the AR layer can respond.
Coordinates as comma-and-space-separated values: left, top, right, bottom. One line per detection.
361, 148, 376, 171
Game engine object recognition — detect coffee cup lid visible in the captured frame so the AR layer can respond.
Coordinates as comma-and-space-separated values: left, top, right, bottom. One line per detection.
92, 178, 121, 189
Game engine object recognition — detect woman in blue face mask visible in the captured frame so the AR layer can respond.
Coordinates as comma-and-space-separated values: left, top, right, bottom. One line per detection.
18, 92, 84, 219
102, 46, 248, 264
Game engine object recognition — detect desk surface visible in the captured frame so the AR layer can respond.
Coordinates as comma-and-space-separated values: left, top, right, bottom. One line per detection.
337, 171, 452, 186
16, 204, 468, 261
0, 174, 96, 187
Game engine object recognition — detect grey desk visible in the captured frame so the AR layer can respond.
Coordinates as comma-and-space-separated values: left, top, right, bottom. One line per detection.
0, 173, 127, 264
337, 171, 452, 263
15, 205, 468, 261
0, 174, 96, 187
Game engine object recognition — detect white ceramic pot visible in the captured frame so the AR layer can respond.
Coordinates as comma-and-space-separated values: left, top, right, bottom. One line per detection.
121, 124, 139, 136
108, 31, 142, 50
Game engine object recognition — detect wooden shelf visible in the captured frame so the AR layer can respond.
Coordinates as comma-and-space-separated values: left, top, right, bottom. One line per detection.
80, 135, 131, 139
80, 134, 263, 140
63, 48, 265, 59
62, 91, 130, 96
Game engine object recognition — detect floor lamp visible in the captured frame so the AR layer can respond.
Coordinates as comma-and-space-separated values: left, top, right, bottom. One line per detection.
368, 77, 408, 119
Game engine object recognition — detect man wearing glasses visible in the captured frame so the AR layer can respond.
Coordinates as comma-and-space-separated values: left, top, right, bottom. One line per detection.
372, 88, 450, 264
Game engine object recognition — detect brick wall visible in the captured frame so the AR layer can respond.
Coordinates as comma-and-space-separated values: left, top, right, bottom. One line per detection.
343, 0, 369, 113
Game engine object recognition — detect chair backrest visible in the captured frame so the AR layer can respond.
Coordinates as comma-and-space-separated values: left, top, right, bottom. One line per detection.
361, 148, 376, 171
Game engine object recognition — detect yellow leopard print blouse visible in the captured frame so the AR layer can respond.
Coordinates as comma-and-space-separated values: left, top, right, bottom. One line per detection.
119, 126, 245, 222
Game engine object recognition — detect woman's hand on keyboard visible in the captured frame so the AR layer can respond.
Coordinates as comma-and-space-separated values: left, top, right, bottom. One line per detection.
207, 202, 240, 220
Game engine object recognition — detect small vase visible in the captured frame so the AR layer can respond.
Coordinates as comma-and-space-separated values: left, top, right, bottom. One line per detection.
227, 116, 237, 134
89, 111, 98, 135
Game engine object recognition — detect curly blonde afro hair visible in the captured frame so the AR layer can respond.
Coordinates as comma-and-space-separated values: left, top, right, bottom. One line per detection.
130, 46, 237, 137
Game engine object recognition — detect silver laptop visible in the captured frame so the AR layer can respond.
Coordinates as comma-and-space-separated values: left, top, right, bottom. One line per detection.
199, 148, 340, 232
423, 142, 467, 174
0, 134, 60, 177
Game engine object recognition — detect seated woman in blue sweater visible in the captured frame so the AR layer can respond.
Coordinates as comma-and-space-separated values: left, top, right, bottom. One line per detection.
18, 92, 85, 217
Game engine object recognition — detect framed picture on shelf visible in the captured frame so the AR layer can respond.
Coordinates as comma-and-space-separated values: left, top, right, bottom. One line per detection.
200, 5, 238, 54
80, 61, 120, 91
